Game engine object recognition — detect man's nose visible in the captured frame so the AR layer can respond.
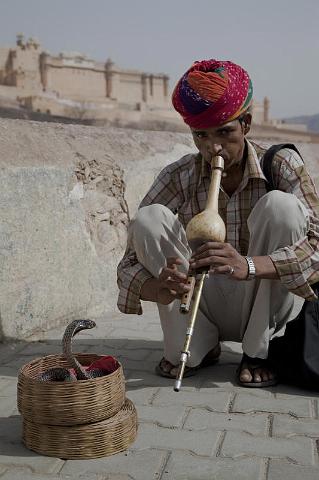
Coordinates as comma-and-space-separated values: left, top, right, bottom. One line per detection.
207, 144, 223, 155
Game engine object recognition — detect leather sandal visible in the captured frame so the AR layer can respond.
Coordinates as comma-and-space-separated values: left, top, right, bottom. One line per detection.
155, 343, 221, 379
236, 353, 278, 388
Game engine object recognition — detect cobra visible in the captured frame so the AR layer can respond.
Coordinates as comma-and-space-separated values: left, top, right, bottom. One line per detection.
38, 319, 105, 381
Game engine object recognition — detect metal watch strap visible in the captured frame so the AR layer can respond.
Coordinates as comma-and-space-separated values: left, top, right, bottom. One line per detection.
245, 256, 256, 280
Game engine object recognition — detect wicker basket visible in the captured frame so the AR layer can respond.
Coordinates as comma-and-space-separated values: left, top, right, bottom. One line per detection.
22, 398, 137, 459
17, 353, 125, 426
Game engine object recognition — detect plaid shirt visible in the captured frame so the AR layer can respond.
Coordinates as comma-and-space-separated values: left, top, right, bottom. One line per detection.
117, 140, 319, 314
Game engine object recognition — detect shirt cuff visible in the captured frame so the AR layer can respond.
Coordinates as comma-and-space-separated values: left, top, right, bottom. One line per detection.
118, 268, 154, 314
269, 248, 317, 301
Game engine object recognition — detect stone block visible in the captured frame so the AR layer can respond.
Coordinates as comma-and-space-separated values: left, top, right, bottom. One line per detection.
131, 424, 220, 456
184, 410, 269, 435
272, 413, 319, 437
153, 388, 232, 411
232, 393, 312, 417
221, 431, 315, 465
0, 416, 63, 473
135, 404, 187, 428
268, 460, 319, 480
125, 387, 159, 405
162, 453, 262, 480
60, 449, 167, 480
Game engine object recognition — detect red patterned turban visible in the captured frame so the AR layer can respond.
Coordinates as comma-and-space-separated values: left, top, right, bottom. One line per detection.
172, 59, 253, 129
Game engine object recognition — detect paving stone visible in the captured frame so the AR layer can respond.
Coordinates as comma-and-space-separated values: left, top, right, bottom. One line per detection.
131, 424, 220, 456
146, 349, 171, 363
120, 358, 158, 372
200, 385, 273, 397
0, 365, 20, 378
135, 404, 187, 428
85, 347, 151, 361
125, 371, 202, 389
274, 384, 319, 399
0, 469, 104, 480
199, 365, 280, 392
79, 338, 130, 350
232, 392, 312, 417
222, 341, 243, 355
199, 364, 240, 389
3, 355, 46, 369
19, 342, 64, 356
121, 339, 162, 351
273, 414, 319, 437
0, 396, 17, 416
108, 327, 163, 341
0, 415, 64, 473
153, 388, 232, 411
184, 409, 269, 435
0, 379, 14, 396
268, 460, 319, 480
162, 453, 262, 480
61, 449, 167, 480
125, 386, 158, 405
0, 378, 18, 397
221, 431, 315, 465
0, 342, 27, 359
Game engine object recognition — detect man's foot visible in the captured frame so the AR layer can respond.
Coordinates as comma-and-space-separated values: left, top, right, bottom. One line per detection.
237, 353, 278, 387
155, 343, 221, 379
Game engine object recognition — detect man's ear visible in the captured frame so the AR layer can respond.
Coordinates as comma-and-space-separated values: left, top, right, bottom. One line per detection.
242, 113, 252, 135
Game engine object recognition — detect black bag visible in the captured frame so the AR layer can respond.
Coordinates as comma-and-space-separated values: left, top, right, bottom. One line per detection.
262, 143, 319, 390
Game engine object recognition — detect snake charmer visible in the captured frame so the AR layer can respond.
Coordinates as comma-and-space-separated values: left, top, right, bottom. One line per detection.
117, 59, 319, 387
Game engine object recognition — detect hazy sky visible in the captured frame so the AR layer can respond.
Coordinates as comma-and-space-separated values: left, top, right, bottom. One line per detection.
1, 0, 318, 118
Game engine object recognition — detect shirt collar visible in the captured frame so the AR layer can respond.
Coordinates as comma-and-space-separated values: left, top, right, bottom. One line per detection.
243, 139, 267, 182
199, 139, 267, 186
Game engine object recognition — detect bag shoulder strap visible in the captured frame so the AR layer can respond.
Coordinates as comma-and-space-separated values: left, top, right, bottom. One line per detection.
262, 143, 303, 191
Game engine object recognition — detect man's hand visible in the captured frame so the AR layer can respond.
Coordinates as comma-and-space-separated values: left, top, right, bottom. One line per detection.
189, 242, 249, 280
140, 257, 191, 304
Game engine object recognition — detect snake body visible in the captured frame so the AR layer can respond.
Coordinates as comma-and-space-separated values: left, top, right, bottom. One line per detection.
38, 319, 105, 382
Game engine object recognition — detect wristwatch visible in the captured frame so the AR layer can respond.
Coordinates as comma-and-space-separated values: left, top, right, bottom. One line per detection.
245, 256, 256, 280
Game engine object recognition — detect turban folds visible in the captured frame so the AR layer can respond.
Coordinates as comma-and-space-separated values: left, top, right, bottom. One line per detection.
172, 59, 253, 129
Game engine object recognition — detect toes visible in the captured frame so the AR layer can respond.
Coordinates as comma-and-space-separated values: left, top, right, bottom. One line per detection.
254, 368, 266, 383
239, 357, 276, 386
239, 367, 253, 383
170, 367, 178, 377
160, 359, 175, 374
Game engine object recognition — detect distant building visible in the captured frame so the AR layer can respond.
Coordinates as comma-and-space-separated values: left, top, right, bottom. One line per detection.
0, 36, 312, 136
0, 35, 170, 119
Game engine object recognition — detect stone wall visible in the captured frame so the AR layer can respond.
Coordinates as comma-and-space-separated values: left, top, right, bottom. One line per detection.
0, 119, 193, 340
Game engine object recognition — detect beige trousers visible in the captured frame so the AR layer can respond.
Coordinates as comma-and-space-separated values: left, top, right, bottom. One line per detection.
130, 191, 307, 366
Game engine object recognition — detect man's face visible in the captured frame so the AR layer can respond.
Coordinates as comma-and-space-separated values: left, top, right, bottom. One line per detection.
191, 115, 250, 171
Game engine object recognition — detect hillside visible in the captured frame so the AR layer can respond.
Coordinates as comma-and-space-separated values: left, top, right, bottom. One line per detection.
283, 113, 319, 133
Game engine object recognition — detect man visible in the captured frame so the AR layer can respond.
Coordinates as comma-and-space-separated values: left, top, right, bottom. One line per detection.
117, 59, 319, 387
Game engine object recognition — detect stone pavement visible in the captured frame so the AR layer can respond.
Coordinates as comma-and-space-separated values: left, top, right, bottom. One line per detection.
0, 303, 319, 480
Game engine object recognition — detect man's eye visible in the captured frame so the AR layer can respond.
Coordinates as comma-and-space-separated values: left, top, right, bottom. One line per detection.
195, 132, 207, 139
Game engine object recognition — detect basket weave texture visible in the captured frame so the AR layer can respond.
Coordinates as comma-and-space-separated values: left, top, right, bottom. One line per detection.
22, 399, 138, 459
17, 353, 125, 426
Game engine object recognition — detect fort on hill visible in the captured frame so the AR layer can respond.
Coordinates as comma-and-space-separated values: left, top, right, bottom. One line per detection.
0, 35, 317, 143
0, 34, 171, 121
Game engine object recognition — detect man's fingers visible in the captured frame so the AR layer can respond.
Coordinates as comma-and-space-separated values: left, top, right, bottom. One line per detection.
190, 256, 228, 270
191, 250, 228, 262
166, 257, 183, 267
167, 278, 191, 291
160, 266, 187, 282
194, 242, 224, 255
